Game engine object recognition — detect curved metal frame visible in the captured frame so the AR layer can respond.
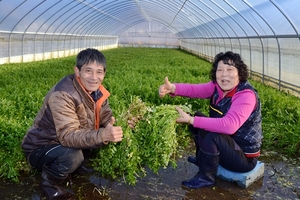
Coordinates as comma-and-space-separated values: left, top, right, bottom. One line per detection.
3, 0, 28, 62
225, 0, 264, 79
242, 0, 280, 88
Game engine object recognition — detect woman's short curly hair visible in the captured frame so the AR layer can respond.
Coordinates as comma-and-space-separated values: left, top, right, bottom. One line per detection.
210, 51, 249, 83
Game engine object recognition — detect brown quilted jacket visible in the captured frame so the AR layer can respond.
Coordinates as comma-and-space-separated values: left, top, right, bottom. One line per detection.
21, 74, 112, 154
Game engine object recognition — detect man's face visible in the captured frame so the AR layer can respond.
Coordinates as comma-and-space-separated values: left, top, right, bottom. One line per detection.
75, 62, 105, 93
216, 60, 239, 92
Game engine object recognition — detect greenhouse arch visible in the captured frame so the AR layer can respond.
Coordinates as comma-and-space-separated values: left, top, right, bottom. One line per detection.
0, 0, 300, 96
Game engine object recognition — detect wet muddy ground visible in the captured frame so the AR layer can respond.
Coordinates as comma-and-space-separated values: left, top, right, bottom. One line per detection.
1, 143, 300, 200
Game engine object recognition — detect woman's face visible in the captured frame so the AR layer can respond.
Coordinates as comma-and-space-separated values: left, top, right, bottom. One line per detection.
216, 60, 239, 92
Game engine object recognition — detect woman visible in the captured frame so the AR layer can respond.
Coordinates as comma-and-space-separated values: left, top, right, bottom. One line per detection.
158, 51, 262, 189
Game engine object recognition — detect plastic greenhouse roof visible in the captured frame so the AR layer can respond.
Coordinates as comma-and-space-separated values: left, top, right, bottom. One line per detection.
0, 0, 299, 38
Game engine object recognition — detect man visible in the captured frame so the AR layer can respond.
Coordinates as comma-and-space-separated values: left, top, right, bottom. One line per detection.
22, 48, 123, 199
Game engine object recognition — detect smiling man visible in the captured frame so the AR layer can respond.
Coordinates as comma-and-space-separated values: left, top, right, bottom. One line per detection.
22, 48, 123, 199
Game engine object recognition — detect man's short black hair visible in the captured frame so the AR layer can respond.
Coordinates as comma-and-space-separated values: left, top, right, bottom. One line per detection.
76, 48, 106, 71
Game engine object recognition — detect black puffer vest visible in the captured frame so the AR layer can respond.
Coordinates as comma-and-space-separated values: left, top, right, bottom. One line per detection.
209, 81, 262, 156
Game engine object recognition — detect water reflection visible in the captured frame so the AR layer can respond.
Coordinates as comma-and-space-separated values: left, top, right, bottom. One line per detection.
0, 149, 299, 200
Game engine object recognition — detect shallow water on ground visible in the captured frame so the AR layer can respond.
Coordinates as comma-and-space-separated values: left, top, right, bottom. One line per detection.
1, 145, 300, 200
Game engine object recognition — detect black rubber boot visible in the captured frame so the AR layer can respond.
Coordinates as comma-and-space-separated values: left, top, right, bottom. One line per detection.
40, 165, 74, 200
188, 110, 207, 167
182, 149, 219, 189
188, 124, 200, 166
187, 156, 198, 165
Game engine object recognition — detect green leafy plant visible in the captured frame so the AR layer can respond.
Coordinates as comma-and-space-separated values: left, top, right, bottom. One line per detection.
136, 103, 191, 172
92, 96, 192, 185
0, 47, 300, 183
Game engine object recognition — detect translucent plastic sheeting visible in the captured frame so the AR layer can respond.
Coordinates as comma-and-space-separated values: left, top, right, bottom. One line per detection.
0, 0, 299, 37
119, 21, 179, 48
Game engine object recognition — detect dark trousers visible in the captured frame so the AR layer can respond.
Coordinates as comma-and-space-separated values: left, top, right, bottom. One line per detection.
27, 144, 84, 176
190, 112, 257, 173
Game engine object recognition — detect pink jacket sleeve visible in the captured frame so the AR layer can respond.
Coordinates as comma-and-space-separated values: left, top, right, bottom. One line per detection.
173, 82, 256, 135
172, 81, 215, 98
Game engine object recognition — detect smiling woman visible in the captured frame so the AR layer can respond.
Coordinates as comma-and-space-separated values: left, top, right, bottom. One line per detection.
213, 52, 248, 95
158, 51, 262, 189
215, 61, 239, 94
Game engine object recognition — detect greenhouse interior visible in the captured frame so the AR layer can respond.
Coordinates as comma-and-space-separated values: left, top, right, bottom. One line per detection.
1, 0, 300, 97
1, 0, 300, 199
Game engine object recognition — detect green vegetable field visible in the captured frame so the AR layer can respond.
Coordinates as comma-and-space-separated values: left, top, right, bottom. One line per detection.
0, 47, 299, 183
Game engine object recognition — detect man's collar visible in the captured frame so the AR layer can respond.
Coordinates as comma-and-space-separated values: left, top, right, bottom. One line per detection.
90, 89, 103, 102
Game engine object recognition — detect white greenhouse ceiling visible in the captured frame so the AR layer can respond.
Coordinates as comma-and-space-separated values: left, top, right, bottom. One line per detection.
0, 0, 299, 38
